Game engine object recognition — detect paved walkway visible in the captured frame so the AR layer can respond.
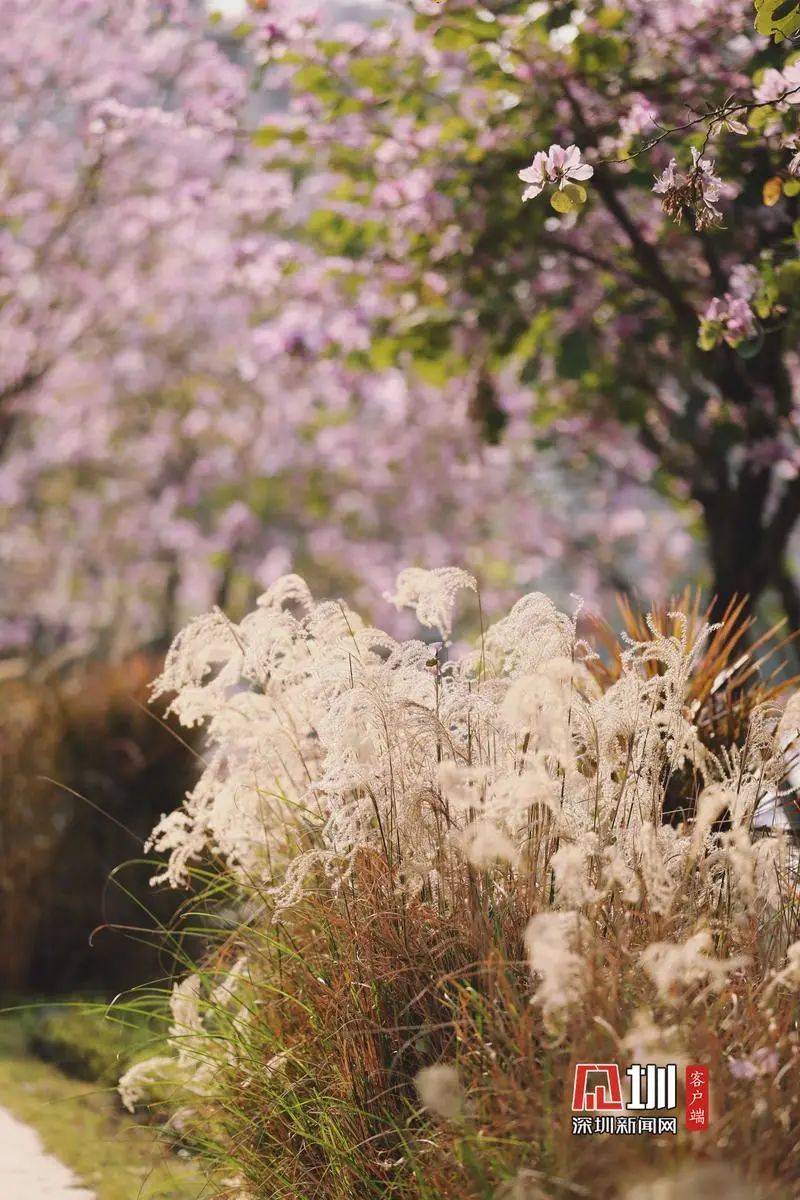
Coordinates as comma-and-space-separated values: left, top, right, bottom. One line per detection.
0, 1105, 95, 1199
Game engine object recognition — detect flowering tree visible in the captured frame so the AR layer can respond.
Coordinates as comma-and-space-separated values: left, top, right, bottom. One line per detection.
1, 0, 691, 659
6, 0, 800, 657
250, 0, 800, 627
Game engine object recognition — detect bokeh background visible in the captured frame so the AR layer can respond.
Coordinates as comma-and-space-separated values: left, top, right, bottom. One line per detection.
2, 0, 799, 1015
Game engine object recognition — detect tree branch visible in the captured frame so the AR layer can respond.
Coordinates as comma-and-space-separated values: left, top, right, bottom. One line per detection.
0, 366, 50, 454
559, 79, 699, 337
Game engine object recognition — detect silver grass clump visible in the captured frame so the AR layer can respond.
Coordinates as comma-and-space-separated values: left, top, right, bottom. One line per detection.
639, 929, 748, 1004
143, 568, 798, 1021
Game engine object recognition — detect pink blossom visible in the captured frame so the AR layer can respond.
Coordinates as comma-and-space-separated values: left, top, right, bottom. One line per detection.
652, 159, 678, 195
700, 293, 757, 348
653, 147, 724, 226
619, 95, 657, 140
519, 144, 593, 201
754, 63, 800, 109
691, 146, 723, 206
729, 264, 760, 300
518, 150, 551, 201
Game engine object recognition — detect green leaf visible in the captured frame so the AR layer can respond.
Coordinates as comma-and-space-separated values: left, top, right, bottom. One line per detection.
550, 190, 575, 214
561, 182, 588, 207
784, 178, 800, 196
433, 25, 476, 52
763, 176, 783, 206
597, 7, 626, 29
748, 105, 776, 134
251, 126, 281, 148
349, 59, 390, 91
754, 0, 800, 41
698, 323, 720, 351
777, 258, 800, 300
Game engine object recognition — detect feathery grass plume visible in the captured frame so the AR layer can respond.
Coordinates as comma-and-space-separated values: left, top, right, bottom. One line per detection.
524, 911, 588, 1016
125, 571, 800, 1198
587, 592, 800, 821
118, 1055, 181, 1115
459, 818, 520, 869
384, 566, 477, 642
549, 836, 602, 907
639, 929, 748, 1003
414, 1064, 464, 1120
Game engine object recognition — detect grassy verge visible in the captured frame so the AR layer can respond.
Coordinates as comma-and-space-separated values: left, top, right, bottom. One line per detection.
0, 1014, 210, 1200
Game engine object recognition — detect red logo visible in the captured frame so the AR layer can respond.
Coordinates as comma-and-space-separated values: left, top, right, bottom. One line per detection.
572, 1063, 625, 1112
685, 1065, 709, 1130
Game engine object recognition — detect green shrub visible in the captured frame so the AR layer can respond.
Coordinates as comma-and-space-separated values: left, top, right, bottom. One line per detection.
23, 1005, 152, 1085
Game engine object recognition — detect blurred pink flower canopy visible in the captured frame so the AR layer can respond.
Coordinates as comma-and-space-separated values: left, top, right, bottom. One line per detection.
12, 0, 800, 657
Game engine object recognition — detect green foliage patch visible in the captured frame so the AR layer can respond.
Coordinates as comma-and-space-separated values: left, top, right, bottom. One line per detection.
20, 1004, 152, 1085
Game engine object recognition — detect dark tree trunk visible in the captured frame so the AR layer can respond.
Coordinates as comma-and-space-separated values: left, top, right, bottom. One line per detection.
704, 475, 800, 663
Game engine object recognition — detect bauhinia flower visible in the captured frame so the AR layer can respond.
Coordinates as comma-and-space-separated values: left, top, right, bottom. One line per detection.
753, 63, 800, 110
652, 158, 678, 195
653, 146, 724, 229
698, 292, 757, 351
519, 144, 593, 201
